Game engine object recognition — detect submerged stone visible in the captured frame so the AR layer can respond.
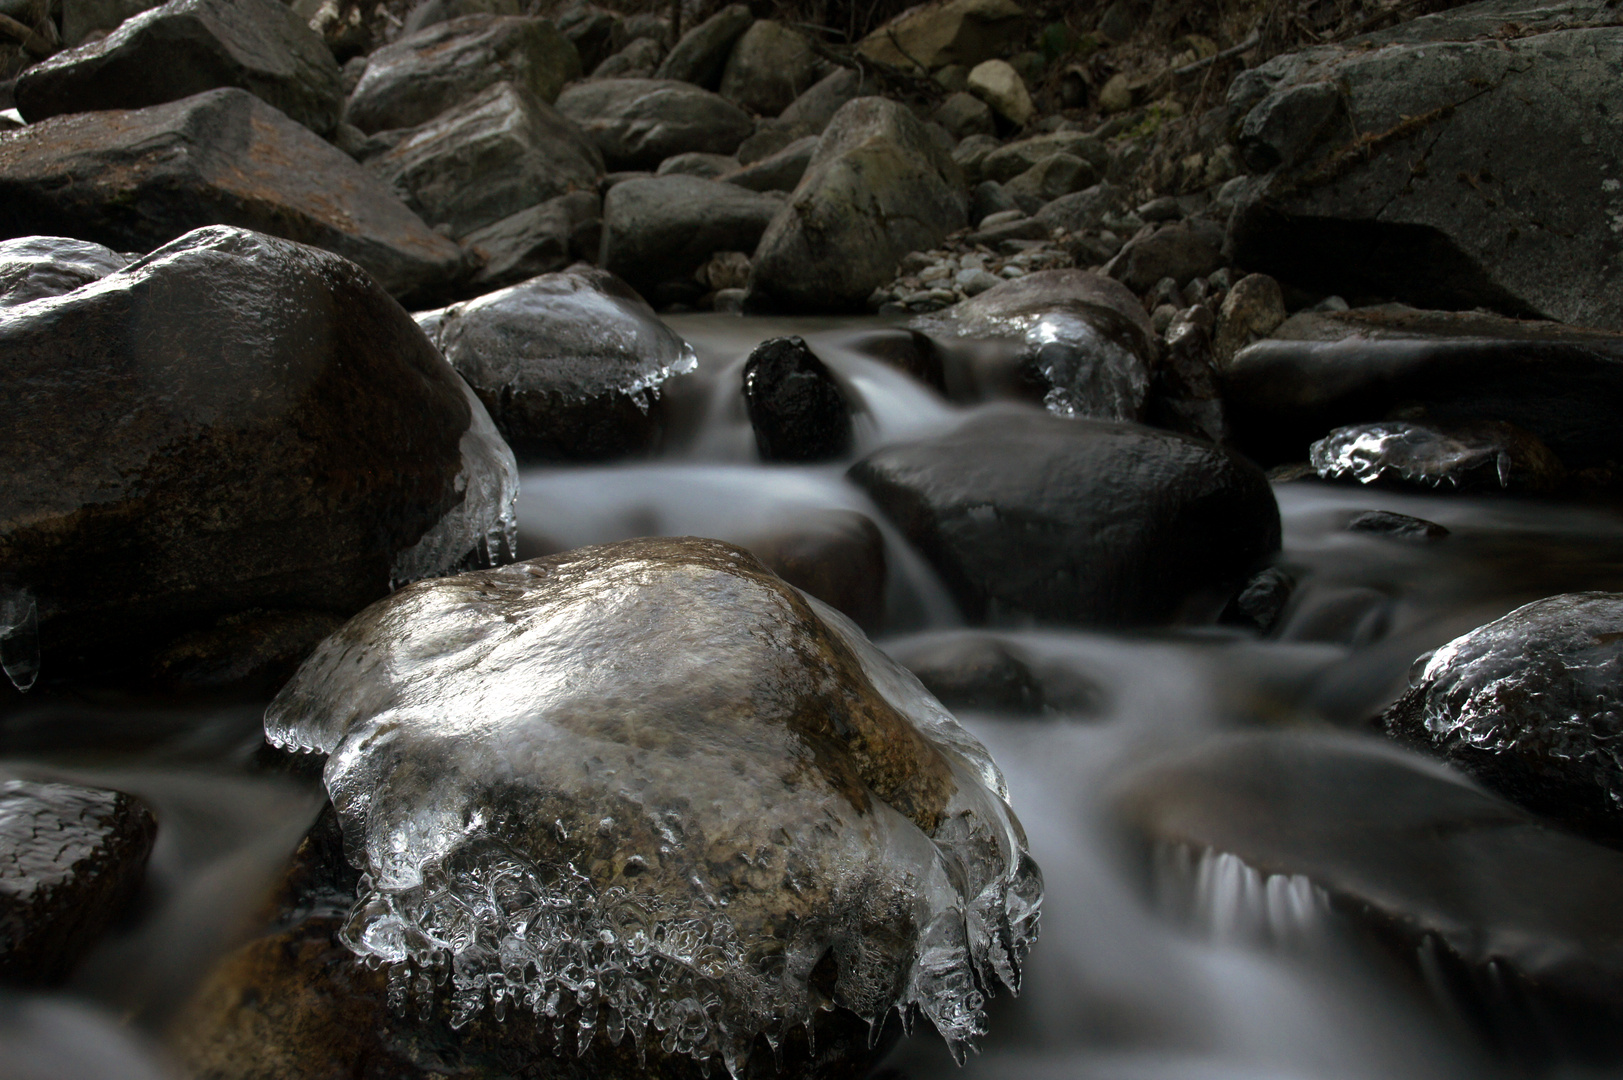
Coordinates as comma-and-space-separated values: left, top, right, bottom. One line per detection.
1309, 420, 1565, 493
262, 536, 1039, 1075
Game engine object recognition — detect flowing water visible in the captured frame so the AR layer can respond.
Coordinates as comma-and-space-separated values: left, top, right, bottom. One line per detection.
8, 314, 1623, 1078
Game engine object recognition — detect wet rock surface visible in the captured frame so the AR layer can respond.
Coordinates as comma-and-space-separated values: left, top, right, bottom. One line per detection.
419, 267, 696, 461
0, 88, 465, 302
0, 226, 516, 683
1346, 509, 1449, 543
849, 411, 1280, 626
555, 78, 753, 171
256, 536, 1040, 1074
15, 0, 343, 134
460, 189, 601, 292
0, 236, 128, 307
1310, 420, 1566, 493
734, 509, 886, 634
599, 174, 779, 297
0, 779, 156, 983
741, 335, 852, 463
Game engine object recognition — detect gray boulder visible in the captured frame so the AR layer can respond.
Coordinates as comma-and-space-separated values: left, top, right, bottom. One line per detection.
749, 97, 967, 313
778, 66, 875, 131
652, 1, 751, 88
402, 0, 523, 36
1225, 0, 1623, 330
718, 20, 823, 117
0, 88, 464, 302
600, 174, 781, 296
982, 132, 1108, 185
460, 189, 601, 291
15, 0, 343, 135
344, 15, 580, 135
589, 34, 661, 77
720, 133, 816, 191
1036, 182, 1128, 234
654, 150, 737, 178
367, 81, 603, 239
555, 77, 754, 171
1105, 219, 1225, 294
552, 2, 621, 70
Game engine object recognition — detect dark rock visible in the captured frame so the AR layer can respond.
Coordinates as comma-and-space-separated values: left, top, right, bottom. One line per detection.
969, 180, 1018, 226
857, 0, 1027, 72
419, 267, 696, 460
741, 335, 852, 462
1104, 219, 1226, 294
367, 81, 604, 240
719, 133, 816, 192
652, 2, 751, 88
555, 77, 754, 171
590, 35, 662, 78
718, 20, 822, 118
0, 88, 465, 302
1220, 566, 1294, 633
1034, 181, 1127, 235
654, 150, 737, 178
983, 133, 1108, 186
552, 2, 620, 70
1116, 730, 1623, 1060
1220, 305, 1623, 469
1347, 509, 1449, 542
344, 15, 580, 135
148, 609, 346, 695
459, 189, 601, 292
1309, 420, 1566, 493
1, 226, 515, 682
1004, 154, 1097, 204
844, 327, 946, 392
1385, 593, 1623, 847
951, 133, 999, 186
733, 117, 816, 165
749, 97, 966, 313
894, 634, 1045, 714
61, 0, 163, 45
1148, 305, 1225, 443
912, 270, 1157, 422
15, 0, 343, 135
600, 174, 781, 297
1212, 272, 1285, 368
778, 67, 872, 132
0, 780, 155, 984
0, 236, 129, 308
934, 91, 995, 139
1225, 4, 1623, 330
403, 0, 523, 37
848, 411, 1280, 626
736, 509, 886, 633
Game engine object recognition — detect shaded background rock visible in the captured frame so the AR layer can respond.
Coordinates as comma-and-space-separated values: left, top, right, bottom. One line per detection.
460, 189, 601, 292
718, 19, 822, 117
599, 174, 779, 298
734, 508, 886, 634
555, 77, 754, 170
653, 1, 750, 88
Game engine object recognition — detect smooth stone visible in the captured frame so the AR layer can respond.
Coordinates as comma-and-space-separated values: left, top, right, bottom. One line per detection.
718, 134, 816, 192
555, 77, 754, 171
552, 2, 621, 71
1346, 509, 1448, 542
934, 90, 995, 139
965, 58, 1033, 126
0, 236, 129, 307
1003, 152, 1096, 203
599, 174, 781, 297
778, 66, 873, 132
404, 0, 523, 36
652, 1, 751, 88
889, 633, 1053, 715
982, 132, 1109, 186
654, 150, 738, 178
969, 179, 1018, 225
857, 0, 1028, 72
1219, 566, 1294, 633
1147, 305, 1225, 443
736, 508, 887, 633
590, 34, 662, 78
1212, 272, 1286, 368
741, 335, 852, 462
718, 20, 822, 117
459, 189, 601, 292
1104, 219, 1226, 294
1034, 180, 1128, 235
60, 0, 162, 45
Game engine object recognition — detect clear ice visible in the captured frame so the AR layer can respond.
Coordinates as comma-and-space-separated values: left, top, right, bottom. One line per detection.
1309, 422, 1513, 489
265, 539, 1041, 1074
0, 585, 39, 693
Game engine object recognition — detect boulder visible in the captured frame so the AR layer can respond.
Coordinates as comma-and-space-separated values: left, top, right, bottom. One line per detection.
718, 20, 822, 117
965, 59, 1032, 126
459, 189, 601, 291
552, 2, 620, 70
15, 0, 343, 135
1148, 305, 1225, 443
653, 1, 751, 88
1218, 304, 1623, 468
590, 35, 662, 78
0, 226, 516, 682
1347, 509, 1448, 542
0, 236, 129, 308
600, 174, 781, 297
934, 90, 995, 139
741, 335, 852, 462
951, 132, 1000, 186
367, 81, 603, 239
403, 0, 523, 36
749, 97, 967, 313
1034, 180, 1127, 235
888, 632, 1106, 717
1004, 153, 1095, 203
857, 0, 1027, 72
719, 133, 816, 191
1225, 2, 1623, 330
555, 77, 754, 171
344, 15, 580, 135
60, 0, 162, 45
418, 267, 697, 460
237, 536, 1039, 1075
1212, 272, 1285, 367
1104, 219, 1225, 294
778, 67, 874, 132
0, 780, 156, 983
654, 150, 738, 178
981, 131, 1108, 185
848, 410, 1280, 626
1309, 420, 1565, 492
912, 270, 1157, 421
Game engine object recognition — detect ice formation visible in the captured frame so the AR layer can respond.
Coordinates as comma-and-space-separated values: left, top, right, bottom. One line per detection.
265, 538, 1040, 1074
0, 585, 38, 693
1308, 421, 1557, 491
1025, 312, 1149, 422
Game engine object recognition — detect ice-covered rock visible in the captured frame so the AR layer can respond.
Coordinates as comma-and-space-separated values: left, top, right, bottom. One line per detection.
1308, 420, 1564, 493
264, 536, 1039, 1075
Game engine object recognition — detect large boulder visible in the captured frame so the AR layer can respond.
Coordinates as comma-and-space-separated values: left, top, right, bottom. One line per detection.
344, 15, 580, 135
418, 267, 697, 460
652, 1, 751, 88
460, 189, 601, 291
1225, 1, 1623, 330
720, 133, 817, 192
717, 20, 822, 117
205, 536, 1042, 1077
14, 0, 343, 135
0, 236, 129, 308
554, 77, 754, 171
1218, 304, 1623, 468
848, 410, 1280, 626
748, 97, 966, 313
980, 131, 1109, 185
366, 81, 603, 240
0, 88, 465, 302
0, 226, 516, 683
599, 174, 780, 297
912, 270, 1157, 421
857, 0, 1027, 72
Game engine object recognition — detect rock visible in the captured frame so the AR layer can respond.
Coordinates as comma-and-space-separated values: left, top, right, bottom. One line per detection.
0, 780, 155, 984
290, 0, 378, 60
858, 0, 1028, 73
846, 327, 946, 391
15, 0, 343, 135
654, 150, 737, 178
956, 267, 1001, 296
460, 190, 601, 291
1034, 181, 1127, 234
420, 267, 696, 460
748, 97, 966, 313
653, 1, 751, 88
345, 15, 580, 135
969, 180, 1017, 225
951, 132, 999, 185
849, 411, 1280, 625
737, 509, 886, 633
60, 0, 162, 45
1347, 509, 1448, 542
1, 226, 516, 682
695, 249, 751, 292
590, 34, 662, 78
934, 90, 994, 139
555, 78, 754, 171
1116, 730, 1623, 1056
0, 236, 128, 308
600, 175, 781, 298
1310, 420, 1566, 493
966, 59, 1033, 126
1219, 305, 1623, 468
982, 132, 1108, 186
1212, 272, 1285, 368
778, 67, 872, 132
1220, 566, 1293, 633
741, 335, 852, 462
912, 269, 1156, 421
893, 634, 1044, 714
249, 536, 1039, 1074
1004, 153, 1094, 203
1104, 219, 1226, 294
1148, 305, 1225, 443
368, 82, 604, 240
1097, 72, 1131, 113
718, 20, 821, 118
719, 133, 816, 192
0, 88, 464, 304
1225, 3, 1623, 331
404, 0, 523, 36
553, 2, 620, 70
